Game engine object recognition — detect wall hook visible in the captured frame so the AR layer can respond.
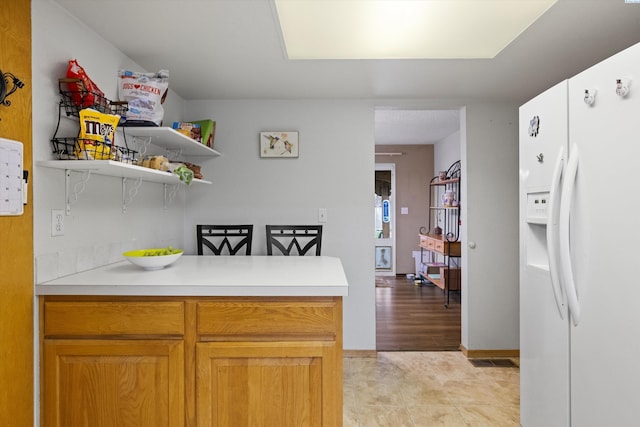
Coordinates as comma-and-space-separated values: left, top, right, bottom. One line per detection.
0, 69, 25, 107
616, 78, 631, 97
584, 88, 597, 106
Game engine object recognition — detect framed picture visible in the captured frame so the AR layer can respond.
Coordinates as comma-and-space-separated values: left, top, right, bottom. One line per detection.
375, 246, 392, 270
260, 131, 299, 158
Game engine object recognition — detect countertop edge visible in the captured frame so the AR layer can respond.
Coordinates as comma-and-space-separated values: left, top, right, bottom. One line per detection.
35, 284, 349, 297
35, 256, 350, 297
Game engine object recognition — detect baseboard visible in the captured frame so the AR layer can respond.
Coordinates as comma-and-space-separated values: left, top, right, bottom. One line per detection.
343, 348, 520, 359
459, 345, 519, 359
343, 349, 377, 358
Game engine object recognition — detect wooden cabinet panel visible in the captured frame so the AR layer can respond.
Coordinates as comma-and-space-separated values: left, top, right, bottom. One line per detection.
44, 301, 185, 337
196, 341, 339, 427
40, 296, 343, 427
43, 339, 184, 427
197, 298, 338, 340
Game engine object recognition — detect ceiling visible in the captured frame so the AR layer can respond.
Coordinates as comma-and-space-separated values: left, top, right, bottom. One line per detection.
53, 0, 640, 144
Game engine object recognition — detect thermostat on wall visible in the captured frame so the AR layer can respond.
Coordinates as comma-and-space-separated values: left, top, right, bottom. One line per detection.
0, 137, 24, 216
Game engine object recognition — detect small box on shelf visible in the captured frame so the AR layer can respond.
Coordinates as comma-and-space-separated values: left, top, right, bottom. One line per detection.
172, 119, 216, 148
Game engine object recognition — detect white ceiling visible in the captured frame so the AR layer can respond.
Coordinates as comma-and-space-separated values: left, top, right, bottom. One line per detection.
53, 0, 640, 144
375, 109, 459, 145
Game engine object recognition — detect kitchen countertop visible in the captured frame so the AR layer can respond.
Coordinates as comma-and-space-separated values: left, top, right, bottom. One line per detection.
36, 255, 349, 297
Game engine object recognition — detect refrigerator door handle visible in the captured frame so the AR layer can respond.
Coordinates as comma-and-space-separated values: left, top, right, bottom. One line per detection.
559, 143, 581, 326
547, 145, 566, 319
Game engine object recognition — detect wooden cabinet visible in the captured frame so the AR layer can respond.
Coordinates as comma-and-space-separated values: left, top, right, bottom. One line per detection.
195, 299, 342, 427
41, 299, 186, 427
43, 339, 185, 427
40, 296, 343, 427
197, 341, 337, 427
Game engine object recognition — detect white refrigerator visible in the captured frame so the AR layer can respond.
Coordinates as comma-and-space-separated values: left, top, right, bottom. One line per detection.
519, 41, 640, 427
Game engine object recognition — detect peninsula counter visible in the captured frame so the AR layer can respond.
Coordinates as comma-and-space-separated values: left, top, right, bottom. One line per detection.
37, 256, 348, 427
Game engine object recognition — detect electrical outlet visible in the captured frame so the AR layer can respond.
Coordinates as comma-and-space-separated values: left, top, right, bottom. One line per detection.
318, 208, 327, 223
51, 209, 64, 236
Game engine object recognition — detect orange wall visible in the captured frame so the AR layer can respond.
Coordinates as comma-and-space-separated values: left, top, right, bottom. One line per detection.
0, 1, 34, 425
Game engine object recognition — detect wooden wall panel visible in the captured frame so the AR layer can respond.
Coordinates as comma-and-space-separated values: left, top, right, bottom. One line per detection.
0, 0, 33, 426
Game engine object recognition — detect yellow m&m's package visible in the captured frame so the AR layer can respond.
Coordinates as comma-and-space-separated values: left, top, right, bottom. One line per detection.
76, 109, 120, 160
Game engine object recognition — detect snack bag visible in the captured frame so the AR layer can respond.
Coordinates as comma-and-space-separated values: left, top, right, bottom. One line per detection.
76, 109, 120, 160
66, 59, 107, 110
118, 69, 169, 126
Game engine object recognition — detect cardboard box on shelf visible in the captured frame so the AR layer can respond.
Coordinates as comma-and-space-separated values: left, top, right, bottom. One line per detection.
172, 121, 201, 142
189, 119, 216, 148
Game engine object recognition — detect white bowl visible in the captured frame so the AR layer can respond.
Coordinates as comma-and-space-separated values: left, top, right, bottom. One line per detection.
123, 248, 183, 270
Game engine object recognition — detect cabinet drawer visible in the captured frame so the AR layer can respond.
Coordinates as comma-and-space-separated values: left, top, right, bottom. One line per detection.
434, 240, 445, 252
197, 298, 339, 340
419, 235, 435, 249
43, 301, 185, 337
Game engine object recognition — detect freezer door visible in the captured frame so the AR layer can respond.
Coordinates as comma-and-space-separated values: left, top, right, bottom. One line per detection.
519, 80, 570, 427
567, 41, 640, 427
520, 80, 569, 195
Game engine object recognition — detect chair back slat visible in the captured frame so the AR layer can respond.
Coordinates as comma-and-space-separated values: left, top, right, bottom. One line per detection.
197, 225, 253, 255
266, 225, 322, 256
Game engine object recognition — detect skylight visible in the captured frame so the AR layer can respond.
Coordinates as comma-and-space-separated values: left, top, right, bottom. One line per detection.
274, 0, 557, 59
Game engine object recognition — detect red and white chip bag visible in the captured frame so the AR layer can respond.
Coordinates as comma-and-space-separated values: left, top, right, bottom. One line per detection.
118, 69, 169, 126
66, 59, 107, 109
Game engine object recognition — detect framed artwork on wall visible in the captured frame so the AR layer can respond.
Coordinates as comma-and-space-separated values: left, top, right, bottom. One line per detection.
260, 131, 299, 158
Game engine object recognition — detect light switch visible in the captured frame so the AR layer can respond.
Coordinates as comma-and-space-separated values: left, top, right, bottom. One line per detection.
318, 208, 327, 223
401, 207, 409, 215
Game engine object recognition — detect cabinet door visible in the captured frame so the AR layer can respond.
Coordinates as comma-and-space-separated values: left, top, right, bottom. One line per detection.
196, 341, 340, 427
43, 339, 184, 427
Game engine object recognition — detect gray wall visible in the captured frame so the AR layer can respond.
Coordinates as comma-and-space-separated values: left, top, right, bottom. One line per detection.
183, 99, 376, 350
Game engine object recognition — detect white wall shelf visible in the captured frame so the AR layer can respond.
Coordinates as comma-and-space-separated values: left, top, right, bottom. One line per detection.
122, 126, 221, 157
38, 160, 212, 185
38, 160, 211, 214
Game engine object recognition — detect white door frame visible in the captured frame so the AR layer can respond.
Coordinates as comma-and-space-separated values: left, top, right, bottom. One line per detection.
375, 163, 396, 276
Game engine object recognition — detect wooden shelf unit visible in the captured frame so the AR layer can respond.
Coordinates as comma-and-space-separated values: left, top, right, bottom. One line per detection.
418, 161, 461, 307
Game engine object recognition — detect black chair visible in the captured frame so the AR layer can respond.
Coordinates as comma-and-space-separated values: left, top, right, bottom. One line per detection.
265, 225, 323, 256
196, 225, 253, 255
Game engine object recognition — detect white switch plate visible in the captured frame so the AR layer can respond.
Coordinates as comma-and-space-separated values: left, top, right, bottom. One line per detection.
51, 209, 64, 236
318, 208, 327, 223
401, 207, 409, 215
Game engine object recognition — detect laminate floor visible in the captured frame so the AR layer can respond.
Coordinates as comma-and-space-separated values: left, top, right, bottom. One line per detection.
344, 351, 520, 426
364, 276, 520, 426
376, 275, 461, 351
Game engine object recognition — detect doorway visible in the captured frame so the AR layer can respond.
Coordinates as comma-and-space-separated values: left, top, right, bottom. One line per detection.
374, 163, 395, 276
374, 107, 462, 351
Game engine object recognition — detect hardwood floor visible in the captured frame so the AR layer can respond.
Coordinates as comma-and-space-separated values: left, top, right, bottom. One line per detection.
376, 275, 461, 351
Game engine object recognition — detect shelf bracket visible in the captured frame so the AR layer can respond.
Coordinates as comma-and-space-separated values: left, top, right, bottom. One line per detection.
131, 135, 152, 157
163, 182, 180, 209
65, 169, 91, 215
122, 177, 143, 214
164, 148, 183, 159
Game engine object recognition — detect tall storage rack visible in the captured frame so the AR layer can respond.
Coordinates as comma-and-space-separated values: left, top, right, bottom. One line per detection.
418, 160, 461, 307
